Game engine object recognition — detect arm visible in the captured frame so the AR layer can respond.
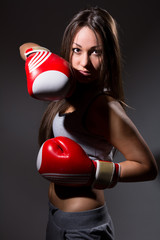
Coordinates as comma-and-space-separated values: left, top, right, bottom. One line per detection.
86, 95, 158, 182
108, 100, 157, 182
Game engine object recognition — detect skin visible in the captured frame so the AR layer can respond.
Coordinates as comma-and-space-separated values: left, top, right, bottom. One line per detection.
71, 27, 103, 83
20, 26, 158, 212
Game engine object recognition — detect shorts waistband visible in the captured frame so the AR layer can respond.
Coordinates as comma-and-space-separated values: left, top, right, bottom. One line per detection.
49, 202, 110, 230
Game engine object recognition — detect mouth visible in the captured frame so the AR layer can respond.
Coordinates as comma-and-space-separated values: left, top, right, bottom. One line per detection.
79, 70, 91, 76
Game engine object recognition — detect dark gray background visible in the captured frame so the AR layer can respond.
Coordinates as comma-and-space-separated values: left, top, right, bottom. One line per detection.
1, 0, 160, 239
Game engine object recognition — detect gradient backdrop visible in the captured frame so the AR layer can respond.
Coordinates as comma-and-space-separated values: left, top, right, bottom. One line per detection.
1, 0, 160, 239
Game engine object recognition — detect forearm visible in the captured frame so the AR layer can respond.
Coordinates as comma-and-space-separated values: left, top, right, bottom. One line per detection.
119, 158, 158, 182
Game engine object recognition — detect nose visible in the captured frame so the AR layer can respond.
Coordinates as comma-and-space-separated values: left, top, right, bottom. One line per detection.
80, 53, 90, 68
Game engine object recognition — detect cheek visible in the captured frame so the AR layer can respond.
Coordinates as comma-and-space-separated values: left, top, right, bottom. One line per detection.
71, 55, 78, 68
92, 58, 102, 71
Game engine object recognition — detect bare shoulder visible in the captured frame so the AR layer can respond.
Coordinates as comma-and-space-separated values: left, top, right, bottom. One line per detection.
106, 95, 127, 117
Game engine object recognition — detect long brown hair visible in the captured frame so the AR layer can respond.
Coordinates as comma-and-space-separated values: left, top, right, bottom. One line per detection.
38, 7, 124, 146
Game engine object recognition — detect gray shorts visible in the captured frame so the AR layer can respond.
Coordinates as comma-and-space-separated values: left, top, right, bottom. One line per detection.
46, 202, 115, 240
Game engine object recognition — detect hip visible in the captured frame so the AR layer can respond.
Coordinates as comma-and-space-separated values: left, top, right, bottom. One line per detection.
46, 201, 115, 240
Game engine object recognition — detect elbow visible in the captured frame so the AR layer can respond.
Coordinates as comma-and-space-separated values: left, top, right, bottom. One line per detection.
142, 152, 159, 181
19, 43, 27, 60
146, 163, 158, 181
19, 42, 40, 60
151, 166, 158, 180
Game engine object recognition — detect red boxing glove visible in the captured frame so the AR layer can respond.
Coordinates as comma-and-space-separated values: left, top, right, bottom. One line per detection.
37, 136, 120, 189
25, 47, 74, 101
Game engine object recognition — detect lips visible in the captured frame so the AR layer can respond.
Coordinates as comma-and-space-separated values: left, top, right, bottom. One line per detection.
79, 70, 91, 76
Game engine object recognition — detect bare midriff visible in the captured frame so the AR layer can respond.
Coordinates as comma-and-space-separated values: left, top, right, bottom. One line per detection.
48, 182, 105, 212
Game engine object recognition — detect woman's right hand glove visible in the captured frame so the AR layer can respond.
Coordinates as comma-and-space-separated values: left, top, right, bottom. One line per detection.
25, 46, 74, 101
37, 136, 120, 189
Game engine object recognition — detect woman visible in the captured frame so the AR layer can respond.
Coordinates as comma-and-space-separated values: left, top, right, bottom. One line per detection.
20, 7, 158, 240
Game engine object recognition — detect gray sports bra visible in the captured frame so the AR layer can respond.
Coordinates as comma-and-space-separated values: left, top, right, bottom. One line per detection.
52, 91, 115, 161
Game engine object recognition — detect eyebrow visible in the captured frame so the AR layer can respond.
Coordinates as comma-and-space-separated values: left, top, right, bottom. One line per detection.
73, 42, 102, 48
73, 42, 82, 48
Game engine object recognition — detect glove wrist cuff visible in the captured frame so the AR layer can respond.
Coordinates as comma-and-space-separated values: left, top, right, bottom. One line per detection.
93, 161, 120, 189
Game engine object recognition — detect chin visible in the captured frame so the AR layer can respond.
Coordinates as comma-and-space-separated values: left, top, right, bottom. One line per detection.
78, 75, 97, 84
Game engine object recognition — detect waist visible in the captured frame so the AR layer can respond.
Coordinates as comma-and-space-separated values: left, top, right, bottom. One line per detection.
48, 183, 105, 212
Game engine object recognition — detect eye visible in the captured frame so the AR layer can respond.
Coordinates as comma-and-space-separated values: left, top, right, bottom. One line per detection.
92, 49, 102, 56
72, 48, 81, 54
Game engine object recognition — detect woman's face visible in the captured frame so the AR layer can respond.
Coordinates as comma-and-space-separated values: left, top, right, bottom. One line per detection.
70, 26, 103, 83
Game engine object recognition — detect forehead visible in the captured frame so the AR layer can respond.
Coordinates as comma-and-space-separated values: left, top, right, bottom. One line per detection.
73, 26, 102, 46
